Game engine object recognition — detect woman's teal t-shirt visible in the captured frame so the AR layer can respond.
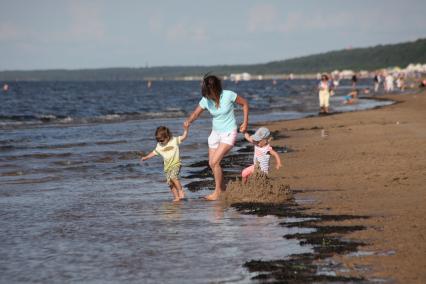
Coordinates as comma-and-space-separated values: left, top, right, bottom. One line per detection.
199, 90, 238, 132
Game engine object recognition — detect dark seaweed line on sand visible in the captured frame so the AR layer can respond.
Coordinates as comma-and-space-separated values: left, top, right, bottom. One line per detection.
233, 202, 369, 283
184, 137, 372, 283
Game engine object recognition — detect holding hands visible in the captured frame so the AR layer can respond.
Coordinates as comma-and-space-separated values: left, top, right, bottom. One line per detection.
239, 122, 248, 133
183, 119, 190, 130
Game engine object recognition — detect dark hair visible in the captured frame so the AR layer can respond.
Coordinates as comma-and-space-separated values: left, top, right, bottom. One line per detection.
155, 126, 172, 143
321, 74, 329, 80
201, 74, 222, 102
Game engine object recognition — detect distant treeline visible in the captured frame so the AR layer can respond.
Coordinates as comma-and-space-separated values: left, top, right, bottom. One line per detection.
1, 38, 425, 81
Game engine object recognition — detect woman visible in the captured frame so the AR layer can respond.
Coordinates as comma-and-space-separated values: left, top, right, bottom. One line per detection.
318, 74, 333, 114
184, 75, 249, 200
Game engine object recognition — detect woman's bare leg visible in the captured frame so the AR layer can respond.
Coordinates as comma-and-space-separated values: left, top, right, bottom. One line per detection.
205, 143, 233, 200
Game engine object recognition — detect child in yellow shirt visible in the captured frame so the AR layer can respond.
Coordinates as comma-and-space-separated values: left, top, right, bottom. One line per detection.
141, 125, 188, 201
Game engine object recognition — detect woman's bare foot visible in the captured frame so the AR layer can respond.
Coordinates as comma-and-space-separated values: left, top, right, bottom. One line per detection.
204, 192, 220, 201
178, 190, 185, 199
172, 198, 181, 202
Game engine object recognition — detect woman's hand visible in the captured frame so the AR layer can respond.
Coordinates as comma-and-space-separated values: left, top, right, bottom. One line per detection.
239, 122, 248, 133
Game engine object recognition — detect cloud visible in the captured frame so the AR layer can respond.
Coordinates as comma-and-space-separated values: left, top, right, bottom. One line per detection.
247, 3, 425, 36
165, 22, 208, 44
247, 4, 353, 34
148, 13, 165, 33
0, 22, 23, 41
280, 11, 351, 33
67, 0, 105, 41
247, 4, 279, 33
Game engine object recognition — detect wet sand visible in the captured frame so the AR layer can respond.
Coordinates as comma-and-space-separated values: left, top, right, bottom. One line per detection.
264, 91, 426, 282
221, 168, 292, 204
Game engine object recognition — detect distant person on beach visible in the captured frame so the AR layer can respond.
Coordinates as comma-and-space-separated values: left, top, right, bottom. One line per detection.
384, 74, 395, 92
419, 79, 426, 88
343, 89, 358, 105
373, 73, 381, 93
318, 74, 334, 114
141, 125, 188, 202
396, 74, 405, 91
241, 127, 282, 183
332, 75, 340, 88
184, 74, 249, 200
3, 83, 9, 93
351, 74, 358, 89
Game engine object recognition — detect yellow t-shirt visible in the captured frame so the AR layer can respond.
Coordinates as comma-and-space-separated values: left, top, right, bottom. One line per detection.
154, 136, 181, 172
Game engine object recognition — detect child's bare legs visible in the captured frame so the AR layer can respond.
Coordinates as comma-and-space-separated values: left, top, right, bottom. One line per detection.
241, 165, 255, 184
206, 143, 233, 201
170, 178, 185, 199
169, 183, 180, 202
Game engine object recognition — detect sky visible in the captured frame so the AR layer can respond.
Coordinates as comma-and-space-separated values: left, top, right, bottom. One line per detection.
0, 0, 425, 71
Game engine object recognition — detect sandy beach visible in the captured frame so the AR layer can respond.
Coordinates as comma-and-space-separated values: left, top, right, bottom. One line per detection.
263, 91, 426, 282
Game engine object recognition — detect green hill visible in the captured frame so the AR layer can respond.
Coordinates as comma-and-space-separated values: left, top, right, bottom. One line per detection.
262, 38, 426, 73
1, 38, 425, 81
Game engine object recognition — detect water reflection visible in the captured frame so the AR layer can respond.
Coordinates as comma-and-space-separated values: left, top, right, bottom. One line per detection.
159, 202, 184, 222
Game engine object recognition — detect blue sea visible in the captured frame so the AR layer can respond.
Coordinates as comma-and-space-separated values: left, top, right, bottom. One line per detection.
0, 79, 393, 283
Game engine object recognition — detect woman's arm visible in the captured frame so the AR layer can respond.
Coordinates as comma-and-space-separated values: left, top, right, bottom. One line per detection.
235, 95, 249, 133
184, 106, 204, 129
269, 148, 282, 170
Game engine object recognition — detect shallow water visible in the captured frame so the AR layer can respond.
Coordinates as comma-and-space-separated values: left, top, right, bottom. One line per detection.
0, 178, 314, 283
0, 79, 395, 282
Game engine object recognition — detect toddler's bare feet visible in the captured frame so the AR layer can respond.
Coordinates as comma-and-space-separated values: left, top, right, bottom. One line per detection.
178, 190, 185, 199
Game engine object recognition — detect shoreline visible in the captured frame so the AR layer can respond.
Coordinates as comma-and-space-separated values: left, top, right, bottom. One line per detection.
185, 90, 425, 282
263, 91, 426, 282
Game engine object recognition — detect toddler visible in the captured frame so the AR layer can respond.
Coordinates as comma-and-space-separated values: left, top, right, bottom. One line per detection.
141, 125, 188, 201
343, 89, 358, 105
242, 127, 282, 183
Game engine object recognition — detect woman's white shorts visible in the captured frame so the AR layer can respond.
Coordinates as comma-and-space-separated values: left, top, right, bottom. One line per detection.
208, 129, 237, 149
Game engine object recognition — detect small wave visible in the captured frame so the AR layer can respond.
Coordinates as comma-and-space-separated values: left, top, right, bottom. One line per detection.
1, 152, 73, 161
36, 142, 88, 150
0, 114, 39, 121
0, 114, 70, 122
39, 115, 58, 122
0, 142, 89, 152
0, 110, 186, 129
1, 170, 24, 177
95, 140, 127, 145
0, 176, 62, 185
0, 145, 15, 151
87, 150, 142, 163
100, 114, 121, 120
59, 116, 73, 123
